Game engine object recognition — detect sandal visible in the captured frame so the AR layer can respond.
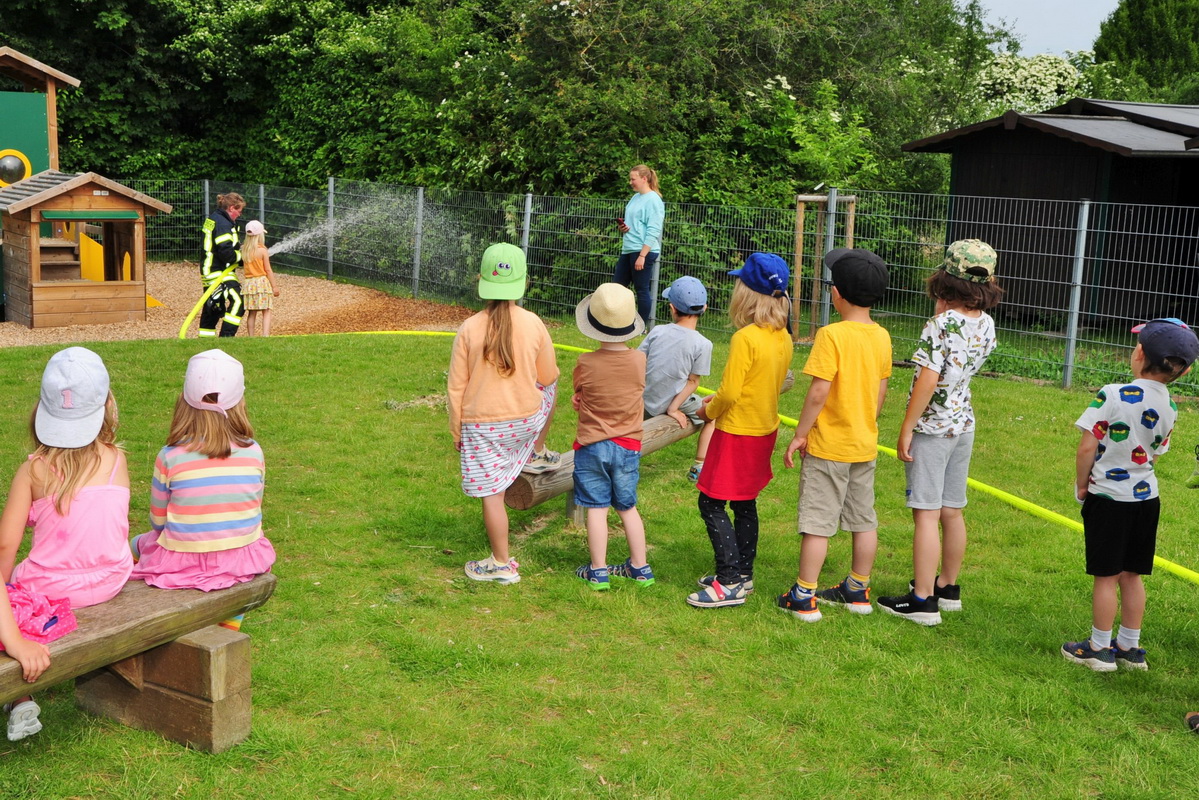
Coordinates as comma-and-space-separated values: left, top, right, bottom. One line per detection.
1186, 712, 1199, 733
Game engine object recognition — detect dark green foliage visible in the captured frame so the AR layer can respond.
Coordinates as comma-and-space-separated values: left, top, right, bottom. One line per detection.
1094, 0, 1199, 102
6, 0, 1010, 200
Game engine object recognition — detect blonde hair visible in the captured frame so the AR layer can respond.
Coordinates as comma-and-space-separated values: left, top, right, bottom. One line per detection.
29, 392, 121, 514
483, 300, 516, 377
167, 395, 255, 460
631, 164, 661, 197
242, 232, 265, 268
728, 279, 790, 331
217, 192, 246, 211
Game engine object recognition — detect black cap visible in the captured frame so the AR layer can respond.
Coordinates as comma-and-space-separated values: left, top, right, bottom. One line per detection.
824, 248, 888, 307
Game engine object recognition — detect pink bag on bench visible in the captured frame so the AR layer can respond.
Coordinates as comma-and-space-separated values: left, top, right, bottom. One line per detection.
0, 582, 77, 648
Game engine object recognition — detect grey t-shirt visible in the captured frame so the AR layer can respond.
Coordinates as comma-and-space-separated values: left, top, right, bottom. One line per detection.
637, 323, 713, 416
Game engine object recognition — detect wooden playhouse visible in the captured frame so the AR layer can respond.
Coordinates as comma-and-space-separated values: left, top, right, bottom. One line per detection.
0, 170, 172, 327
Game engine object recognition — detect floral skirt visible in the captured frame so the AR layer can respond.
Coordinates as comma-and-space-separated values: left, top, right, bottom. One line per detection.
243, 275, 274, 310
459, 381, 557, 498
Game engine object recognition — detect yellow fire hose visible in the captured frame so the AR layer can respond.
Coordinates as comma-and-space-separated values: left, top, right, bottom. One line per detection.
178, 265, 238, 339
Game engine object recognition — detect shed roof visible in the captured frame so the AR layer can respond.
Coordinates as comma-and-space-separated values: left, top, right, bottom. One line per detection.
0, 47, 80, 89
901, 107, 1199, 158
0, 171, 172, 215
903, 105, 1199, 158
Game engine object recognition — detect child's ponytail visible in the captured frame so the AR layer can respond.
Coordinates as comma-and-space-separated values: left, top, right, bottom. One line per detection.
484, 300, 517, 377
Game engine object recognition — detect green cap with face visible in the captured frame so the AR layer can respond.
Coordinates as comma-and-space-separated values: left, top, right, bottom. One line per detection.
478, 243, 527, 300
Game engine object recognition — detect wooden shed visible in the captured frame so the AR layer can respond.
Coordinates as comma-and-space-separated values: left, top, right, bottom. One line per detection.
0, 170, 172, 328
903, 99, 1199, 324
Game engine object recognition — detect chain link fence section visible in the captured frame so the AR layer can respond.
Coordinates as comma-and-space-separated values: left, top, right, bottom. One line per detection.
131, 178, 1199, 393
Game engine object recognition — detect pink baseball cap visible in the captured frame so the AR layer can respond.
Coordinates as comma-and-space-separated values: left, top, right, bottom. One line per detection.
245, 220, 267, 236
183, 349, 245, 416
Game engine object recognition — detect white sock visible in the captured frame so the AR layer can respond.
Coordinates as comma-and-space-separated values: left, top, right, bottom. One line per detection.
1116, 626, 1141, 651
1091, 626, 1113, 651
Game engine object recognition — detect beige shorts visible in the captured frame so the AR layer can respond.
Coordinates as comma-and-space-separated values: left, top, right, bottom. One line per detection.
797, 454, 878, 537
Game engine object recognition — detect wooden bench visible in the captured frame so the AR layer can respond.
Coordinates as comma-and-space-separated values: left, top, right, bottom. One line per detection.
0, 573, 276, 752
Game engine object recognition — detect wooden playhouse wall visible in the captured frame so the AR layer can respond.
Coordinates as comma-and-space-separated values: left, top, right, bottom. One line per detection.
3, 185, 148, 328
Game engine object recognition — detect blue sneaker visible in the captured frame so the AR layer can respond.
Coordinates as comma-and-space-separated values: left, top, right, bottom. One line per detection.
1113, 644, 1149, 671
576, 564, 610, 591
1062, 640, 1117, 672
816, 578, 873, 615
776, 584, 822, 623
607, 559, 655, 587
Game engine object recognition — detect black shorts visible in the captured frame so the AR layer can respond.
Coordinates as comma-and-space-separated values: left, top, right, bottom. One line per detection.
1081, 493, 1159, 576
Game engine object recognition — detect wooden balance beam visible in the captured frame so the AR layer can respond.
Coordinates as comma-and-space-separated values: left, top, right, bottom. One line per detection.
504, 372, 795, 516
0, 573, 276, 752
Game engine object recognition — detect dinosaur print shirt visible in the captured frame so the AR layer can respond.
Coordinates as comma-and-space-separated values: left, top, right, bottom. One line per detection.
910, 309, 997, 437
1075, 379, 1175, 502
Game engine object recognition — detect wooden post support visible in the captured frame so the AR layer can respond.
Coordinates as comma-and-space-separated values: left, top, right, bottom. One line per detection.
76, 625, 252, 753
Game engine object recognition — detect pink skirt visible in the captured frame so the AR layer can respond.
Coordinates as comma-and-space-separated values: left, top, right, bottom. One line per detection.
0, 583, 77, 648
130, 531, 276, 592
696, 428, 778, 501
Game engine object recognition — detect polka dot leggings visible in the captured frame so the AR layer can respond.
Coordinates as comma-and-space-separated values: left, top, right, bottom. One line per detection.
698, 491, 759, 586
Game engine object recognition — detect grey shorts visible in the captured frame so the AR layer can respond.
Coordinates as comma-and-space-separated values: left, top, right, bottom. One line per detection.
797, 454, 878, 537
645, 393, 705, 425
904, 431, 974, 510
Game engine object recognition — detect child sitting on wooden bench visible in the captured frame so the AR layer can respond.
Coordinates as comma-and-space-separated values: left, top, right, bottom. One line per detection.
130, 350, 276, 630
0, 347, 134, 741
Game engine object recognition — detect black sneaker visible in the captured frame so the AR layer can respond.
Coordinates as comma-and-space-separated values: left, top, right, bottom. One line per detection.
909, 577, 962, 611
878, 592, 942, 626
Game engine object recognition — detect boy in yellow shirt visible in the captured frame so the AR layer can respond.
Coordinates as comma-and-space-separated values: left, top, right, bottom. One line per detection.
778, 248, 891, 622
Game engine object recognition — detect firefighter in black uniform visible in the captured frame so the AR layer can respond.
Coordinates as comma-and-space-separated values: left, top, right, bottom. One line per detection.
199, 192, 247, 337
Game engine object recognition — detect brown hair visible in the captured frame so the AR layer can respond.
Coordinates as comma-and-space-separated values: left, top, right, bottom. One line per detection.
217, 192, 246, 212
926, 269, 1003, 311
483, 300, 516, 377
167, 395, 255, 459
29, 392, 121, 514
729, 279, 790, 331
1143, 354, 1190, 381
631, 164, 661, 197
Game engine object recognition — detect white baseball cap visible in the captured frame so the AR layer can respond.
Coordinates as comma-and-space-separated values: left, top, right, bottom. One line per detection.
183, 349, 245, 416
35, 347, 110, 448
245, 220, 267, 236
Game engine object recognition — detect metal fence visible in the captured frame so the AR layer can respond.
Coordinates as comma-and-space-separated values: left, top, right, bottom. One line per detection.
125, 178, 1199, 394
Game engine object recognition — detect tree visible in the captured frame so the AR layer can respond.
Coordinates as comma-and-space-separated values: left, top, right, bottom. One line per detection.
1093, 0, 1199, 102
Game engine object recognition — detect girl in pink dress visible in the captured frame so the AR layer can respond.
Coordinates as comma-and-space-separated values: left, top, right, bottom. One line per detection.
130, 351, 275, 623
0, 347, 134, 741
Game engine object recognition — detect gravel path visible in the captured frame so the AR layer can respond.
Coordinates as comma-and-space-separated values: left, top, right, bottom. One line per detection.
0, 262, 474, 347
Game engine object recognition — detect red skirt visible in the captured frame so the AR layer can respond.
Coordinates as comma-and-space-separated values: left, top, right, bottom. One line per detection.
696, 428, 778, 501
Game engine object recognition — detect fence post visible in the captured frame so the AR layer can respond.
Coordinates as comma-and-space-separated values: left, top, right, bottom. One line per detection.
326, 177, 335, 280
203, 179, 210, 220
820, 187, 839, 327
258, 184, 265, 224
1063, 199, 1091, 389
412, 187, 425, 298
518, 193, 532, 308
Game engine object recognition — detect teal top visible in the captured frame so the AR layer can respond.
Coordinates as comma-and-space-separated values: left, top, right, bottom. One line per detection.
621, 191, 665, 254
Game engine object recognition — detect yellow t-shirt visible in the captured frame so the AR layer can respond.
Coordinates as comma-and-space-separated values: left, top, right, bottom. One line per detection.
802, 320, 892, 463
704, 324, 794, 436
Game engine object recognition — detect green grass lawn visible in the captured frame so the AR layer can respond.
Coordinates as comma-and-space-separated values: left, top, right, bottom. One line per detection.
3, 329, 1199, 798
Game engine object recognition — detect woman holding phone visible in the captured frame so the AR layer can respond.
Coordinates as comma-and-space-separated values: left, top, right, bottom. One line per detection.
613, 165, 665, 326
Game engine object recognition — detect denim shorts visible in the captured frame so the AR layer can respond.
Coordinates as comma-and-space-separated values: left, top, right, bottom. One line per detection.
573, 439, 641, 510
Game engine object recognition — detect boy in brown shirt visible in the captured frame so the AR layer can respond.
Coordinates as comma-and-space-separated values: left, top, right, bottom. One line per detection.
572, 283, 654, 590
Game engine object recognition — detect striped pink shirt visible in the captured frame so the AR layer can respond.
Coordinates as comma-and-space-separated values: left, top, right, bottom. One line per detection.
150, 442, 265, 553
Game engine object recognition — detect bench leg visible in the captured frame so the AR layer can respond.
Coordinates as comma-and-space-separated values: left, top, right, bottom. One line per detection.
75, 625, 253, 753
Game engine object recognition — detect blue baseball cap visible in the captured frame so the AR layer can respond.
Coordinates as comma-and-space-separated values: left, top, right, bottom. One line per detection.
1132, 318, 1199, 368
662, 276, 708, 314
728, 252, 789, 296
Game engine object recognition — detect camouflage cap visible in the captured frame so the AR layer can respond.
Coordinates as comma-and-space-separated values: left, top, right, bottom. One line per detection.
944, 239, 997, 283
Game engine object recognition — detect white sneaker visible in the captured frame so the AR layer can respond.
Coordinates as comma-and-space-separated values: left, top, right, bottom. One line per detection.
6, 699, 42, 742
464, 556, 521, 585
523, 448, 562, 473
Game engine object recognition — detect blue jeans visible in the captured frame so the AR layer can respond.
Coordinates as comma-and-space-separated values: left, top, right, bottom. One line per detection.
573, 440, 640, 511
613, 251, 659, 325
